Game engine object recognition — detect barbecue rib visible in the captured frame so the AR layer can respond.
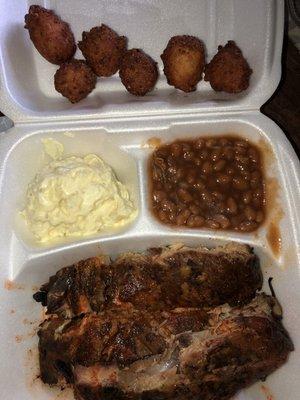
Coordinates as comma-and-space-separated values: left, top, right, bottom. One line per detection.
38, 306, 209, 385
34, 243, 262, 317
33, 255, 111, 318
38, 295, 293, 400
34, 243, 293, 400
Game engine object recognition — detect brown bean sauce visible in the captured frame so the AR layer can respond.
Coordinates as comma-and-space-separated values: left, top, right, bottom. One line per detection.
149, 136, 266, 232
267, 222, 282, 257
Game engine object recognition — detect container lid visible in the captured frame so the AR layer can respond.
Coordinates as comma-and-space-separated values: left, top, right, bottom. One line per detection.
0, 0, 284, 125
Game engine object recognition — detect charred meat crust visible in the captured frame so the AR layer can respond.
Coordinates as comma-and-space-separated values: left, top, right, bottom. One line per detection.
38, 306, 209, 384
34, 245, 293, 400
39, 295, 293, 399
34, 243, 262, 317
34, 256, 111, 318
179, 314, 293, 400
144, 242, 262, 308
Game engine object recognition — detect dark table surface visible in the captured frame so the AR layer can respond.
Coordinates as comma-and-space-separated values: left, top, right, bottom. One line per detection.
261, 38, 300, 156
1, 39, 299, 156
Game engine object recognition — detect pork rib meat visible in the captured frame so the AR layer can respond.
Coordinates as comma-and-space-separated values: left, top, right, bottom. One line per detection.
37, 295, 293, 400
34, 243, 262, 317
34, 243, 293, 400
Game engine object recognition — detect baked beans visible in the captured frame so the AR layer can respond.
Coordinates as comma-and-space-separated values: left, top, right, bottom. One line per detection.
149, 136, 266, 232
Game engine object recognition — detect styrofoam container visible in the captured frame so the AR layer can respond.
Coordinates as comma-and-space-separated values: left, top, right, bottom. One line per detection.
0, 0, 284, 122
0, 1, 299, 400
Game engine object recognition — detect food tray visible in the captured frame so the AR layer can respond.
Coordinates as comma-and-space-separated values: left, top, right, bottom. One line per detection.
0, 1, 300, 400
1, 114, 300, 400
0, 0, 283, 123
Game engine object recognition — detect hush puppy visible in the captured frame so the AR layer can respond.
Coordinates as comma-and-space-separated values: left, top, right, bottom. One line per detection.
24, 5, 76, 65
119, 49, 158, 96
205, 41, 252, 93
54, 60, 97, 103
78, 24, 127, 77
161, 35, 205, 92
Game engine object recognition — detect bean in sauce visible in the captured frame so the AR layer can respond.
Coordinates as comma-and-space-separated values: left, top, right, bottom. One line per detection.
149, 136, 266, 232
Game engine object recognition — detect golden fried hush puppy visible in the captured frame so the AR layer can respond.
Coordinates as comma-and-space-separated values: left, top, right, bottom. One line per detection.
54, 60, 97, 103
78, 24, 127, 77
24, 5, 76, 65
119, 49, 158, 96
161, 35, 205, 92
204, 41, 252, 93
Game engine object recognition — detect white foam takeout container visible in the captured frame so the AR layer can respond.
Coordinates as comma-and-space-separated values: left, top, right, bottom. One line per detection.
0, 1, 300, 399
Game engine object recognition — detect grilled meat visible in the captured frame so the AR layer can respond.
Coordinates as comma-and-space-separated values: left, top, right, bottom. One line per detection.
34, 243, 262, 316
179, 297, 293, 400
37, 295, 292, 399
111, 242, 262, 308
34, 243, 292, 400
38, 306, 209, 385
33, 256, 111, 318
